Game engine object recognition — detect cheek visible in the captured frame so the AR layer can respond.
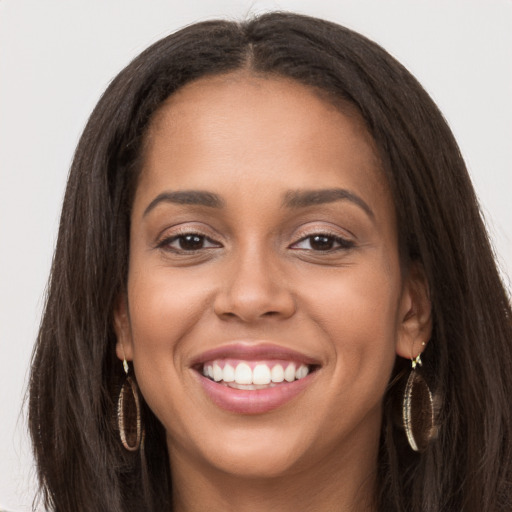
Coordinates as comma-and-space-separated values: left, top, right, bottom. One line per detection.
126, 264, 213, 414
300, 258, 401, 386
305, 258, 400, 329
128, 262, 212, 341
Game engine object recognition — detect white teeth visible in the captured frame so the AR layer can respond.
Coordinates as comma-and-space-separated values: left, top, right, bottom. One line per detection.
234, 362, 252, 384
271, 364, 284, 383
227, 382, 277, 390
295, 364, 309, 380
213, 363, 223, 382
203, 361, 311, 385
284, 363, 296, 382
222, 363, 235, 382
253, 364, 271, 385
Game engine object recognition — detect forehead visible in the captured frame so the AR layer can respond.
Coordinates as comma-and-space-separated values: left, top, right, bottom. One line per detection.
136, 72, 390, 215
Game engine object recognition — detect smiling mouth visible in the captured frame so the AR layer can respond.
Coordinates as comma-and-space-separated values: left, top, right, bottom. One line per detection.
198, 359, 318, 390
191, 344, 321, 413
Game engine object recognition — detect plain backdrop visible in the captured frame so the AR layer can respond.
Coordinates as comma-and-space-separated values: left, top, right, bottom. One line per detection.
1, 1, 511, 510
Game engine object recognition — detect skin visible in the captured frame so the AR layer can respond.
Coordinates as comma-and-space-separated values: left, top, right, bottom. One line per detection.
115, 72, 432, 512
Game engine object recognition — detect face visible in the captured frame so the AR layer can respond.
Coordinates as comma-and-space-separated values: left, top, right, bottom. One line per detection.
115, 72, 431, 483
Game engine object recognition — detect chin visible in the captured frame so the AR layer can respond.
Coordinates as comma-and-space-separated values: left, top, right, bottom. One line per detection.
167, 419, 316, 480
206, 444, 306, 479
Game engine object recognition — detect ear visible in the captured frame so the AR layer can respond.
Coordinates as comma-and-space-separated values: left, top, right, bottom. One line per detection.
395, 261, 432, 360
113, 294, 134, 363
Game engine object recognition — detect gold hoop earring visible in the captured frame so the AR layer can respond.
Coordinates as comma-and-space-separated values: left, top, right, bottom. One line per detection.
117, 359, 144, 451
402, 353, 437, 452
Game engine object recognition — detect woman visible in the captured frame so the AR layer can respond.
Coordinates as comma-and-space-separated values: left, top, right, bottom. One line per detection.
29, 12, 512, 512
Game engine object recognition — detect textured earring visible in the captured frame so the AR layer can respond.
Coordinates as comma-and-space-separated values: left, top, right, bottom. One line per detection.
117, 358, 144, 451
402, 352, 437, 452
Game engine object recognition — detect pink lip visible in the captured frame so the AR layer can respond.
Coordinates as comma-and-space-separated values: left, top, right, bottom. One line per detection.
190, 342, 320, 367
190, 342, 321, 414
196, 371, 316, 414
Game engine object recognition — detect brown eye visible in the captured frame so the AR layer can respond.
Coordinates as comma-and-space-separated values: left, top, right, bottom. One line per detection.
291, 234, 354, 252
310, 235, 335, 250
178, 234, 206, 250
158, 233, 222, 252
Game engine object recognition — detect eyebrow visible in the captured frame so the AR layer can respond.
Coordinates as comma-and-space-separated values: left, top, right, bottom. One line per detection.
143, 190, 225, 217
143, 187, 374, 220
283, 188, 375, 219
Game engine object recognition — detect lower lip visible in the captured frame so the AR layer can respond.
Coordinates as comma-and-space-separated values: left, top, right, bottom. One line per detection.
197, 372, 316, 414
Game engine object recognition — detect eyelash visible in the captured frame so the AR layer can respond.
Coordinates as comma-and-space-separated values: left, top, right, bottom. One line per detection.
290, 233, 355, 251
156, 232, 221, 253
156, 230, 355, 254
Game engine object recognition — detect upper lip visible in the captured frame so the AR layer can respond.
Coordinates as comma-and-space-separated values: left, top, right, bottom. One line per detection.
190, 342, 322, 367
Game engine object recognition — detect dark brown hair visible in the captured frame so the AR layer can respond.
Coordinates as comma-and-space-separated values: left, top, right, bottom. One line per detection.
29, 12, 512, 511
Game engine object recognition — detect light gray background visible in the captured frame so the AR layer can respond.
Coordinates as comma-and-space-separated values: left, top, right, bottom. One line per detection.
1, 1, 511, 510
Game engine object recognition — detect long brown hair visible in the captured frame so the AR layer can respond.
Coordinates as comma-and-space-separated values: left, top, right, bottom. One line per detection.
29, 12, 512, 511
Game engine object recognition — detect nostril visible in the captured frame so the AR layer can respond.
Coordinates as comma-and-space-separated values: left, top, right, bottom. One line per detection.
212, 275, 297, 323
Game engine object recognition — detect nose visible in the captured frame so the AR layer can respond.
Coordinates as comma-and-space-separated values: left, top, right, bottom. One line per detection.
213, 244, 296, 323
